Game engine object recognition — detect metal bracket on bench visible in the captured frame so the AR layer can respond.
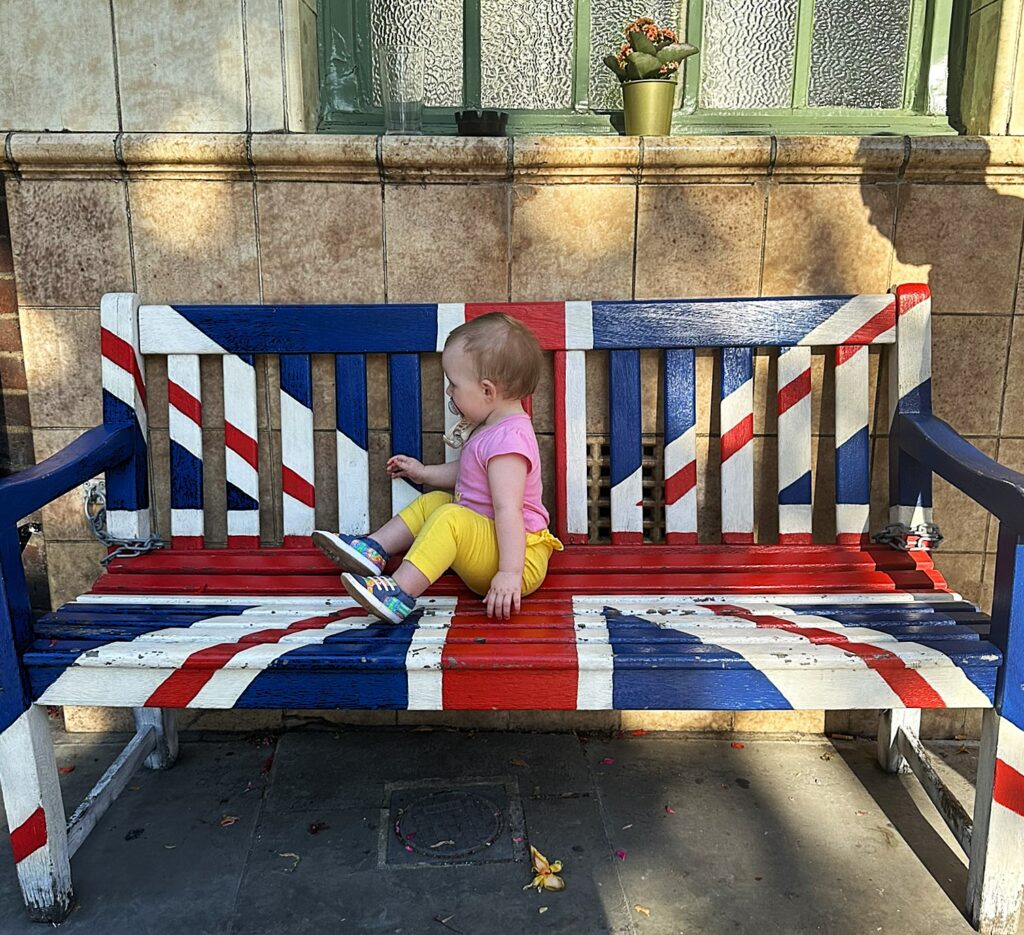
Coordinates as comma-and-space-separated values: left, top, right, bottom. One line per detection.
83, 478, 165, 565
873, 522, 944, 552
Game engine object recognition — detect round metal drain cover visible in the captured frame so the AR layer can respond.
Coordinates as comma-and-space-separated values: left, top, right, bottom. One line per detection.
395, 790, 505, 860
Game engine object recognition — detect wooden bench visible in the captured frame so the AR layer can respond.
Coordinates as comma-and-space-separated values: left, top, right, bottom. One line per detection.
1, 285, 1022, 931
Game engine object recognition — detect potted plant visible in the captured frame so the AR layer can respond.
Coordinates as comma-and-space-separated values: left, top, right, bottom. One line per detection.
603, 17, 698, 136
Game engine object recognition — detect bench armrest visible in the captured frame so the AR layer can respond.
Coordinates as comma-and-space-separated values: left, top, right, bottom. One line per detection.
898, 413, 1024, 527
0, 424, 135, 528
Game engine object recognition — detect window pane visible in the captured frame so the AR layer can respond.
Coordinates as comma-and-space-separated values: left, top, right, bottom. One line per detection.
370, 0, 463, 107
700, 0, 798, 109
588, 2, 684, 111
808, 0, 911, 109
480, 0, 575, 110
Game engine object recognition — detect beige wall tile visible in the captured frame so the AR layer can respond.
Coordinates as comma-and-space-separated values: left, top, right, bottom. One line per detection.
385, 184, 509, 302
931, 314, 1010, 435
931, 552, 986, 606
0, 0, 118, 131
511, 184, 635, 301
7, 180, 133, 307
130, 180, 260, 302
1000, 315, 1024, 436
618, 710, 733, 731
245, 0, 287, 132
892, 183, 1024, 313
734, 711, 824, 733
635, 184, 765, 299
32, 428, 99, 541
257, 182, 384, 303
932, 437, 996, 553
762, 183, 896, 295
114, 0, 247, 132
46, 540, 107, 607
20, 307, 102, 428
283, 0, 320, 132
63, 707, 134, 733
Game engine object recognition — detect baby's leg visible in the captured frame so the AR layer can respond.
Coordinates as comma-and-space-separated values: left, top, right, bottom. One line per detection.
370, 491, 454, 554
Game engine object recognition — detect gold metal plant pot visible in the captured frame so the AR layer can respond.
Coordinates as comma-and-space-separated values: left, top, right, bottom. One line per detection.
622, 79, 676, 136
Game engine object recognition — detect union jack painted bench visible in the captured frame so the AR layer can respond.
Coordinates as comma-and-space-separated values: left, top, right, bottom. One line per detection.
0, 285, 1022, 931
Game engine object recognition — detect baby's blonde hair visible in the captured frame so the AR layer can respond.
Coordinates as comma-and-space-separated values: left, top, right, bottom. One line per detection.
446, 313, 543, 400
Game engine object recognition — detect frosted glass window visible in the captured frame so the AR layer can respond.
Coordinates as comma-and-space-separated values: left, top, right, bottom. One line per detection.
480, 0, 575, 110
808, 0, 912, 108
700, 0, 798, 109
370, 0, 463, 107
588, 1, 684, 111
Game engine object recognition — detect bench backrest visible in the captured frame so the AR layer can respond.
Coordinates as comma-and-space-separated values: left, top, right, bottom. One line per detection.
98, 287, 933, 549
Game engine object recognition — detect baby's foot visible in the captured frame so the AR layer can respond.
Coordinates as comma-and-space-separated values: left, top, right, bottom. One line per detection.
341, 573, 416, 624
312, 531, 388, 575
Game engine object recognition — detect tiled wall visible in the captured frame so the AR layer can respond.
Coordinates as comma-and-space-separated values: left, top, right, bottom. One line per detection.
2, 132, 1022, 734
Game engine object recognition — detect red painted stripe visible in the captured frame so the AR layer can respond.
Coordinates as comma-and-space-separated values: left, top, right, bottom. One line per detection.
720, 414, 753, 462
466, 302, 566, 350
778, 533, 813, 545
611, 532, 643, 545
167, 381, 202, 424
10, 807, 47, 864
282, 466, 315, 508
665, 532, 698, 545
777, 370, 811, 416
664, 461, 696, 506
101, 328, 147, 408
835, 344, 864, 366
844, 300, 896, 344
709, 606, 946, 707
896, 287, 929, 317
144, 607, 366, 707
722, 533, 755, 545
282, 535, 310, 549
993, 758, 1024, 818
836, 532, 870, 546
227, 535, 260, 549
225, 422, 259, 470
442, 596, 578, 708
171, 536, 204, 551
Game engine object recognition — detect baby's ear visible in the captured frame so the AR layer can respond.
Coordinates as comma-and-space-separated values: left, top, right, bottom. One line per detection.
481, 378, 497, 399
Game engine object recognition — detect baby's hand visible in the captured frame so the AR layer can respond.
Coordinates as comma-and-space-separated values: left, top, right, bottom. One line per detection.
386, 455, 425, 484
485, 571, 522, 620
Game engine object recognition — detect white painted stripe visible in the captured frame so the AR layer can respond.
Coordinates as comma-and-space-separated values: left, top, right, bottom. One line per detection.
835, 345, 868, 448
391, 476, 419, 515
575, 598, 613, 708
139, 305, 229, 355
665, 426, 697, 537
995, 715, 1024, 776
101, 358, 149, 437
170, 508, 203, 537
405, 603, 454, 709
836, 503, 870, 537
225, 449, 260, 499
107, 509, 151, 541
227, 509, 260, 538
168, 406, 203, 459
721, 442, 754, 535
777, 347, 811, 498
281, 390, 315, 537
564, 351, 588, 536
223, 355, 258, 439
436, 303, 466, 351
798, 295, 894, 346
611, 466, 643, 536
565, 301, 594, 350
779, 504, 813, 536
720, 380, 752, 436
337, 431, 370, 533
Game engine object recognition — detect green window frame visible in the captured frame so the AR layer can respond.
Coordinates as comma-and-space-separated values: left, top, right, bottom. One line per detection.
317, 0, 959, 135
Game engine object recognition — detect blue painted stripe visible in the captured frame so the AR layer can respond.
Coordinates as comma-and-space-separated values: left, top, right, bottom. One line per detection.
592, 297, 873, 349
169, 441, 203, 510
171, 305, 439, 354
778, 471, 812, 506
836, 427, 870, 504
898, 378, 932, 416
609, 350, 641, 488
102, 390, 149, 512
226, 482, 259, 512
721, 347, 753, 399
279, 354, 313, 408
664, 348, 695, 444
389, 354, 422, 462
238, 353, 255, 366
336, 354, 368, 450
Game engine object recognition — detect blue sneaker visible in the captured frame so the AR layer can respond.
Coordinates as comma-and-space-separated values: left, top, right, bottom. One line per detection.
312, 531, 388, 575
341, 573, 416, 624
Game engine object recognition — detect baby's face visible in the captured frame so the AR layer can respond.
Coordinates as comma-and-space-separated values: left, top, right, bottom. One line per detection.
442, 341, 492, 425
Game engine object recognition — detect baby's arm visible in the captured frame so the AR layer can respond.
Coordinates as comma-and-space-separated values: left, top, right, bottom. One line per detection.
387, 454, 459, 490
485, 454, 529, 619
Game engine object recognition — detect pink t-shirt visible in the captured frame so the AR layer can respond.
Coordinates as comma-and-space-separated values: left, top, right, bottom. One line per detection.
453, 414, 550, 532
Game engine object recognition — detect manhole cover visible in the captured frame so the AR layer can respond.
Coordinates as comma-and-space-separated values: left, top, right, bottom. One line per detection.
381, 778, 527, 868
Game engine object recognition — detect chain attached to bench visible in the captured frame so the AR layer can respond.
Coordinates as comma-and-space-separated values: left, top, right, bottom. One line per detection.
873, 522, 944, 552
83, 478, 165, 565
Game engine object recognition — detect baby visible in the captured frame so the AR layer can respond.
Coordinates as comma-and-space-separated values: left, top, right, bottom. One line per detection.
313, 312, 563, 622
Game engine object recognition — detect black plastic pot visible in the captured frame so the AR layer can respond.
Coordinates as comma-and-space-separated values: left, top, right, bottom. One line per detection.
455, 110, 509, 136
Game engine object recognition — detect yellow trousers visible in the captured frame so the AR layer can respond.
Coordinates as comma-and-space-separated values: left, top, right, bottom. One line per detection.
399, 491, 563, 596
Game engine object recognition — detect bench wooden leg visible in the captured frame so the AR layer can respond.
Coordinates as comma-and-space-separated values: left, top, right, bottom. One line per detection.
877, 708, 921, 773
132, 708, 178, 769
0, 705, 73, 922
